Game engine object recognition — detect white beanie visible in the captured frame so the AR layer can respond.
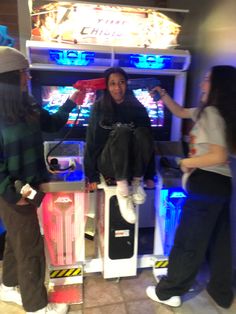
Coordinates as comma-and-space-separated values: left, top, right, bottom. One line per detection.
0, 46, 29, 74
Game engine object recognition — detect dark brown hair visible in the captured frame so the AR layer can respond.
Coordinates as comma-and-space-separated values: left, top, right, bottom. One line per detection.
208, 65, 236, 153
0, 70, 38, 124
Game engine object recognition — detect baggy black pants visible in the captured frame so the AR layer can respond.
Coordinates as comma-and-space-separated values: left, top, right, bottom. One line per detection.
156, 169, 233, 308
0, 197, 48, 312
97, 126, 154, 181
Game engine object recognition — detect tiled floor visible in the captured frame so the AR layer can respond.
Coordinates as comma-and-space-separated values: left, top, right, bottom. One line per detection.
0, 231, 235, 313
0, 262, 236, 314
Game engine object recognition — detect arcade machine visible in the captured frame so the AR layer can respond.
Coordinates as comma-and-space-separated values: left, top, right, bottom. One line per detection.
39, 141, 87, 304
25, 0, 190, 297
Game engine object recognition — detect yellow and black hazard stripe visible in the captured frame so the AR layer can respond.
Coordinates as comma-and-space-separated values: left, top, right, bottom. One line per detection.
154, 259, 169, 269
50, 267, 82, 279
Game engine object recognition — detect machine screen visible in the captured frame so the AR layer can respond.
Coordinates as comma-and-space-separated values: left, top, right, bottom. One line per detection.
41, 85, 164, 128
132, 89, 164, 127
41, 86, 96, 127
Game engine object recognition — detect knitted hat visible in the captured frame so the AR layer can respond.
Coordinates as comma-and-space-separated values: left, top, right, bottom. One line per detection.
0, 46, 29, 74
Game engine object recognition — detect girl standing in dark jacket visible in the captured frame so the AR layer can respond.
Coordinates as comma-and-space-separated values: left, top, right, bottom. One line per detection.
0, 46, 80, 314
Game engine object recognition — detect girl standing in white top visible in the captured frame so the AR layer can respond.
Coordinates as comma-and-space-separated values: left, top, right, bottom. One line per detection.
146, 65, 236, 309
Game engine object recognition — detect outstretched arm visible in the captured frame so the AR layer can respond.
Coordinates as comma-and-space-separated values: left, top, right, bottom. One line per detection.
39, 89, 87, 133
151, 86, 191, 119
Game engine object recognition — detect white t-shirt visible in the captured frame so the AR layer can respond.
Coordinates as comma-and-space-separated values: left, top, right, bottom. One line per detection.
188, 106, 231, 177
182, 106, 231, 190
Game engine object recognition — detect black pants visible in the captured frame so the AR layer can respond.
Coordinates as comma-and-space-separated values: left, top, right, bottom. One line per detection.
156, 169, 233, 308
0, 197, 48, 312
97, 126, 154, 181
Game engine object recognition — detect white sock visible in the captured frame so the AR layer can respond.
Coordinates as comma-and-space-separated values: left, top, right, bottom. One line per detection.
132, 177, 142, 187
116, 180, 129, 196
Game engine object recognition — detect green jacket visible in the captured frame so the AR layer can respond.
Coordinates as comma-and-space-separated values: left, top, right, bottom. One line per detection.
0, 98, 76, 204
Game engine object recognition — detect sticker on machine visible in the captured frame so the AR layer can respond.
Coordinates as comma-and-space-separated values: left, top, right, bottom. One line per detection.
114, 229, 130, 237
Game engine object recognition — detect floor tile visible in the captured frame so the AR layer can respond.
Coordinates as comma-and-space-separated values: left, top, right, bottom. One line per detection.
0, 262, 236, 314
126, 299, 175, 314
83, 274, 123, 308
69, 303, 83, 313
0, 302, 24, 314
68, 308, 83, 314
176, 290, 221, 314
119, 269, 155, 301
83, 303, 127, 314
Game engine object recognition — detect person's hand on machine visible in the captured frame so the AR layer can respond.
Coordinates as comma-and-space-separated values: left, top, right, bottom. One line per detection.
144, 179, 155, 189
85, 180, 98, 192
88, 182, 97, 192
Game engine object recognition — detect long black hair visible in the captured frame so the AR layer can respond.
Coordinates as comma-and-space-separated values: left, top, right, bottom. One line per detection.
206, 65, 236, 153
0, 70, 38, 124
99, 67, 140, 125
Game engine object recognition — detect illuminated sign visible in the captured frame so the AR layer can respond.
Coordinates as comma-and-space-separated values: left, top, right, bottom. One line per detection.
130, 54, 168, 69
30, 1, 180, 49
169, 191, 186, 199
49, 49, 94, 66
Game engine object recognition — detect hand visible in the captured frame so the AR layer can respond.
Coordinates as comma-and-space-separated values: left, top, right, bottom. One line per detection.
179, 159, 193, 173
150, 86, 167, 99
70, 89, 86, 106
16, 197, 29, 205
144, 179, 155, 189
20, 184, 33, 198
87, 182, 98, 192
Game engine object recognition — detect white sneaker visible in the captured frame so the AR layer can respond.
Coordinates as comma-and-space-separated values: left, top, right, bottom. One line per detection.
146, 286, 181, 307
46, 303, 68, 314
26, 307, 46, 314
27, 303, 68, 314
0, 283, 22, 305
132, 185, 146, 205
116, 191, 136, 224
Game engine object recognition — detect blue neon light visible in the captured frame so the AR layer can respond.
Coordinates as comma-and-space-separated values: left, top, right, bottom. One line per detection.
52, 170, 84, 182
170, 191, 186, 199
159, 187, 186, 255
49, 49, 95, 66
160, 188, 169, 216
129, 54, 172, 69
